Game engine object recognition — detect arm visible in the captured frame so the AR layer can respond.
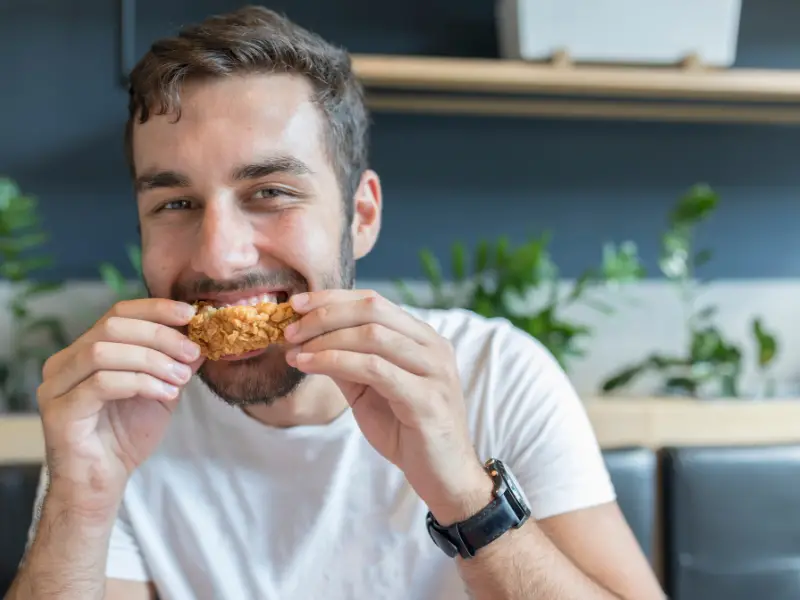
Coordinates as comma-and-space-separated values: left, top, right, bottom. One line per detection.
441, 328, 665, 599
6, 495, 113, 600
6, 481, 156, 600
444, 491, 664, 599
5, 299, 200, 600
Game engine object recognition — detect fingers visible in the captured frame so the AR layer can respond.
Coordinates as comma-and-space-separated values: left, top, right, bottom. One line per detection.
290, 289, 380, 313
104, 298, 197, 327
286, 324, 431, 376
44, 315, 200, 381
40, 341, 197, 400
291, 349, 417, 407
48, 371, 183, 423
39, 298, 203, 412
286, 292, 435, 346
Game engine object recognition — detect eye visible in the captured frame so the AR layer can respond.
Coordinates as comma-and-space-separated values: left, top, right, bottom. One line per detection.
252, 187, 294, 200
160, 199, 193, 211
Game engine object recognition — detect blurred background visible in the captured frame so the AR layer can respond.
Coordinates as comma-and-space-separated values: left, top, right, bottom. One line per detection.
2, 1, 800, 598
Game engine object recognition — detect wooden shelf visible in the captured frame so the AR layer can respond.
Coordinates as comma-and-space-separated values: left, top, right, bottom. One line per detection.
350, 54, 800, 125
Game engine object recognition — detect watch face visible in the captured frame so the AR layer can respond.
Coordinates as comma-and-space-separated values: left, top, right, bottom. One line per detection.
498, 461, 532, 514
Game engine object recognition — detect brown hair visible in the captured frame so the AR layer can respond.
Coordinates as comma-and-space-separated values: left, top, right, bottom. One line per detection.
125, 5, 369, 216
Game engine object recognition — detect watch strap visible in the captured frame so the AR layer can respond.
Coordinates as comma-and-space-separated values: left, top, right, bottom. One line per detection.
458, 493, 522, 553
427, 493, 523, 559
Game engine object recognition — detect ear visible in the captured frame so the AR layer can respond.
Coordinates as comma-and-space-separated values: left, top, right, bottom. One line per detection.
351, 169, 382, 260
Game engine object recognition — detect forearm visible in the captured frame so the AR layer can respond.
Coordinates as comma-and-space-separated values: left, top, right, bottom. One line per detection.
6, 495, 115, 600
458, 521, 621, 600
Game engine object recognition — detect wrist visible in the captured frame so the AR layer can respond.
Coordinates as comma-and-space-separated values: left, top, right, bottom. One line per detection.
45, 481, 122, 529
426, 461, 494, 527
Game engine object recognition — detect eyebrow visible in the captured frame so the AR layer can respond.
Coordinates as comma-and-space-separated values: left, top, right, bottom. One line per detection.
135, 170, 190, 192
135, 155, 313, 192
232, 156, 313, 181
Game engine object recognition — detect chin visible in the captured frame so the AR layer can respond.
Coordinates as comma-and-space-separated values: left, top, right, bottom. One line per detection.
196, 345, 306, 407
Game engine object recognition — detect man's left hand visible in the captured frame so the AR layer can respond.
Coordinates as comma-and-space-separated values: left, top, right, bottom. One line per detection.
283, 289, 492, 524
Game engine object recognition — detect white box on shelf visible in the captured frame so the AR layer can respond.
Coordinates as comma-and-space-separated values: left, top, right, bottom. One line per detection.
497, 0, 743, 67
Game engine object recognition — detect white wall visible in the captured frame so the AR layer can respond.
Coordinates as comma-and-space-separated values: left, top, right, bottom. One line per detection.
2, 279, 799, 397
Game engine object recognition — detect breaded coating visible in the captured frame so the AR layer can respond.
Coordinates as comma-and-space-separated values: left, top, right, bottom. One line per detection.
187, 301, 300, 360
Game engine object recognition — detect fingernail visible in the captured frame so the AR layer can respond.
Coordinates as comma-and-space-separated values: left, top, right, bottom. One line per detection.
182, 303, 197, 319
183, 340, 201, 360
171, 362, 192, 382
283, 322, 298, 338
291, 293, 308, 309
160, 381, 179, 398
285, 347, 299, 363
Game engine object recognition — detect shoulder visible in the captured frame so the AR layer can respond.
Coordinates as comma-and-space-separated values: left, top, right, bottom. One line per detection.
405, 306, 614, 518
402, 305, 566, 394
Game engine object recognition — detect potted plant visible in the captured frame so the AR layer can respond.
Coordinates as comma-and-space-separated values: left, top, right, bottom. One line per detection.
496, 0, 743, 67
600, 184, 779, 399
0, 178, 69, 412
395, 232, 643, 370
98, 243, 145, 302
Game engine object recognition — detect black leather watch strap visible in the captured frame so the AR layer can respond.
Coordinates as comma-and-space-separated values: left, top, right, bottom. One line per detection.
458, 493, 522, 552
426, 459, 531, 559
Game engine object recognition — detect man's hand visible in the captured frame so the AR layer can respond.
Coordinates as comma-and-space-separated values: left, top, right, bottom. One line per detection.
37, 298, 204, 517
284, 289, 492, 524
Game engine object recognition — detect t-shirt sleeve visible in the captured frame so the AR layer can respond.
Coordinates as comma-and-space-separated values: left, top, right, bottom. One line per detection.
490, 323, 616, 520
24, 464, 150, 582
105, 502, 152, 582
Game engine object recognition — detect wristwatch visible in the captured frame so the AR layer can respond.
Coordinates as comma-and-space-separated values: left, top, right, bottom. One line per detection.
426, 458, 532, 559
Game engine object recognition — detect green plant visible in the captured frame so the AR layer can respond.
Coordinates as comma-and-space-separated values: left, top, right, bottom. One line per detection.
0, 178, 68, 412
600, 184, 779, 398
395, 233, 644, 369
99, 244, 145, 301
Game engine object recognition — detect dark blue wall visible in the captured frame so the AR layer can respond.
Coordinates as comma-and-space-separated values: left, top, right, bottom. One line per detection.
2, 0, 800, 280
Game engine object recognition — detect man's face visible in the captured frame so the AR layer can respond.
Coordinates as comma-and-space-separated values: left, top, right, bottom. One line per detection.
132, 73, 375, 406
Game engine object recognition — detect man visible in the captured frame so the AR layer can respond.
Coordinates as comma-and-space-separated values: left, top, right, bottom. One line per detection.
8, 6, 664, 600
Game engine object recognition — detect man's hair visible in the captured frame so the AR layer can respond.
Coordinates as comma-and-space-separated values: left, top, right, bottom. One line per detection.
125, 5, 369, 215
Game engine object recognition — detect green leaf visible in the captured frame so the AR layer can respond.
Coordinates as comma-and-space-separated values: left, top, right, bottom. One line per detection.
0, 232, 48, 254
601, 364, 647, 393
419, 249, 442, 288
0, 362, 9, 389
752, 318, 778, 369
669, 183, 719, 227
694, 305, 717, 322
693, 249, 713, 268
450, 242, 467, 282
663, 377, 698, 396
99, 262, 129, 296
474, 240, 490, 275
0, 178, 22, 210
126, 244, 143, 277
601, 240, 645, 282
393, 279, 420, 306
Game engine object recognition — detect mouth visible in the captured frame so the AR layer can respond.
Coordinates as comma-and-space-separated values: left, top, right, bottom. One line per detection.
193, 289, 291, 308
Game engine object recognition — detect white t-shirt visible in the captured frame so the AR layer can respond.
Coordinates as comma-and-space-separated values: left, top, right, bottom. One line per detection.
28, 307, 615, 600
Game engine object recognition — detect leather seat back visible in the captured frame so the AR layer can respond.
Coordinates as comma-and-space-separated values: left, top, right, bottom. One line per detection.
603, 447, 657, 562
663, 444, 800, 600
0, 463, 41, 596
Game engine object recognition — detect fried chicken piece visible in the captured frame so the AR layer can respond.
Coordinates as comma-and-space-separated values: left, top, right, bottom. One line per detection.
187, 301, 300, 360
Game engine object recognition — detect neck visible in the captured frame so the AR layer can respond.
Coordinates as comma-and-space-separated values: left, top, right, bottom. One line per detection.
241, 375, 349, 428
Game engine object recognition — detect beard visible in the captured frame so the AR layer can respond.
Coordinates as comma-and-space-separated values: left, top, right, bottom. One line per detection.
145, 228, 355, 408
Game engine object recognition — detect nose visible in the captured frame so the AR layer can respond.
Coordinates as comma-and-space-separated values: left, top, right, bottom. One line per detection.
191, 199, 259, 280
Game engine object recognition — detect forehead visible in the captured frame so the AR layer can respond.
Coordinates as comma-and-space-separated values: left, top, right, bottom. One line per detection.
131, 73, 327, 176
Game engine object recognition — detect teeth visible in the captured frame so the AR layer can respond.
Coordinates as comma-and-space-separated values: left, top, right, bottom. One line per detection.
216, 293, 281, 308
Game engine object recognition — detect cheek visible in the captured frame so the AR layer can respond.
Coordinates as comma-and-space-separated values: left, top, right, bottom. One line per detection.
269, 210, 342, 272
141, 235, 185, 297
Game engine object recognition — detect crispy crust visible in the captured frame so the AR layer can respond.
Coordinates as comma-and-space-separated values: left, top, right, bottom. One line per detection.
187, 301, 299, 360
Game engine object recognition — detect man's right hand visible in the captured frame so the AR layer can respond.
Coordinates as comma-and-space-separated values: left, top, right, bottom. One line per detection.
36, 298, 204, 518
